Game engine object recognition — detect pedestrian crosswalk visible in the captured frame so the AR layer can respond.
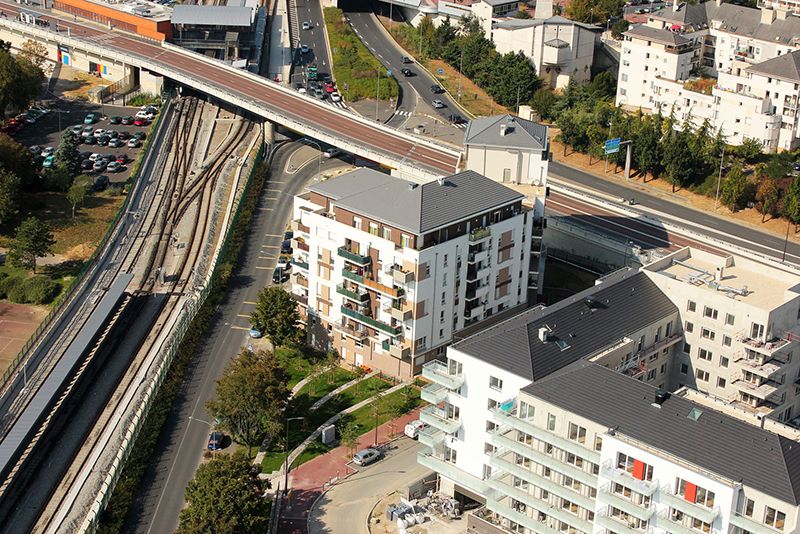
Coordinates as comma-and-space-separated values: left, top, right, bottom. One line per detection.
329, 101, 347, 109
452, 122, 468, 129
393, 110, 413, 117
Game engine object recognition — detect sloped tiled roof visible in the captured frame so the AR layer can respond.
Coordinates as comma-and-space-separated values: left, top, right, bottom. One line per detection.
464, 114, 548, 151
747, 49, 800, 83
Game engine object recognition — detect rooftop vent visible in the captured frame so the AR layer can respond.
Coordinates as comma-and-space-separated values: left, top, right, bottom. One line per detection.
408, 183, 418, 190
500, 124, 508, 136
538, 325, 552, 342
652, 389, 670, 408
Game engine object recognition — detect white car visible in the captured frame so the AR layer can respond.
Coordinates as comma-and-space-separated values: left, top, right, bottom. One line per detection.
277, 255, 291, 270
323, 147, 341, 159
297, 87, 307, 94
93, 128, 106, 138
404, 420, 427, 439
302, 21, 312, 30
89, 152, 103, 161
135, 110, 154, 120
41, 146, 55, 157
330, 92, 341, 102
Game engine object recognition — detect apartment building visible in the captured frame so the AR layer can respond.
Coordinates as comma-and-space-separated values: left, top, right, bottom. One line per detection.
289, 168, 538, 379
615, 1, 800, 151
492, 16, 601, 89
642, 247, 800, 422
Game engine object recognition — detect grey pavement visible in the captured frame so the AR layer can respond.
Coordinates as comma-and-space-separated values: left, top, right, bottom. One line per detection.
307, 438, 428, 534
122, 140, 343, 534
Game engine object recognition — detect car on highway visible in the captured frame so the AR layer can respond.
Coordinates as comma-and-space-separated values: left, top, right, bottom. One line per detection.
42, 155, 55, 168
128, 138, 142, 148
432, 99, 445, 109
313, 87, 326, 100
324, 147, 341, 159
84, 113, 97, 124
302, 20, 312, 30
107, 161, 123, 172
109, 116, 122, 125
207, 431, 224, 451
273, 267, 289, 284
430, 84, 443, 94
121, 116, 134, 125
249, 328, 263, 339
330, 91, 341, 102
352, 448, 381, 466
404, 420, 427, 439
301, 44, 310, 54
401, 56, 412, 64
401, 68, 413, 77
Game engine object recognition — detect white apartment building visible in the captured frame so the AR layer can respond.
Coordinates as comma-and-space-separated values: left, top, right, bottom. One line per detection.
417, 248, 800, 533
492, 16, 601, 89
615, 1, 800, 151
289, 168, 537, 379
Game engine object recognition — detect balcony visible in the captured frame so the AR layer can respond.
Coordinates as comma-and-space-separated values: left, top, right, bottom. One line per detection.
469, 227, 491, 242
598, 485, 654, 521
419, 404, 461, 434
291, 258, 309, 271
421, 360, 465, 390
417, 449, 490, 496
336, 284, 369, 303
341, 306, 402, 336
337, 321, 368, 341
493, 409, 601, 465
294, 273, 309, 288
292, 219, 310, 234
337, 245, 371, 266
730, 513, 785, 534
293, 237, 309, 252
291, 293, 308, 306
390, 265, 415, 284
491, 433, 598, 488
485, 496, 562, 534
466, 263, 490, 282
654, 509, 704, 534
386, 301, 412, 322
732, 376, 781, 400
600, 460, 656, 497
421, 381, 449, 404
738, 357, 784, 380
658, 486, 719, 524
342, 269, 364, 283
467, 248, 489, 265
595, 511, 649, 534
382, 339, 411, 359
418, 424, 444, 448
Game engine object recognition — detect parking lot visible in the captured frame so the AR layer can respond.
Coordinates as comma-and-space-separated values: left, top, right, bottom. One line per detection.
8, 100, 157, 186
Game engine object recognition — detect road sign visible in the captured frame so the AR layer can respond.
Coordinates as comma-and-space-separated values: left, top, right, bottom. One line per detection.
437, 68, 443, 75
387, 70, 392, 77
604, 137, 621, 154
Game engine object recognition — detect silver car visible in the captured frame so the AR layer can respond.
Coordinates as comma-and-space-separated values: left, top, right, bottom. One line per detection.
352, 447, 381, 466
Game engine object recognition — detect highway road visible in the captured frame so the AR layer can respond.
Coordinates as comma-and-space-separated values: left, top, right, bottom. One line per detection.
341, 0, 463, 128
293, 0, 334, 92
123, 140, 348, 534
0, 1, 459, 175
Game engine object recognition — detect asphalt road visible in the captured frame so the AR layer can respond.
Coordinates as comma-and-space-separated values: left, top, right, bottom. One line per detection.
294, 0, 333, 87
550, 161, 800, 266
308, 438, 429, 534
340, 0, 462, 128
123, 140, 348, 534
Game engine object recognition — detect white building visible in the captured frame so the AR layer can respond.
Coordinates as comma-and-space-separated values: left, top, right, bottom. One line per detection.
615, 1, 800, 151
492, 16, 601, 88
289, 168, 538, 379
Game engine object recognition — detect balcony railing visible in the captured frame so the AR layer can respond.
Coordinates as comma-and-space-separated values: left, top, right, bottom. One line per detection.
730, 512, 785, 534
600, 460, 656, 496
421, 381, 449, 404
653, 509, 703, 534
336, 321, 368, 341
657, 485, 719, 524
418, 425, 444, 448
485, 495, 562, 534
382, 340, 411, 359
469, 227, 491, 242
419, 404, 461, 434
421, 360, 465, 390
341, 306, 402, 336
595, 510, 649, 534
337, 246, 371, 265
342, 269, 364, 283
390, 265, 415, 284
294, 274, 309, 288
336, 284, 369, 303
291, 258, 309, 271
598, 484, 654, 521
417, 449, 490, 496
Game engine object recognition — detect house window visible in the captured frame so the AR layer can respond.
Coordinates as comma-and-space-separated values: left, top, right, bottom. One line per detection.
696, 369, 710, 382
717, 377, 727, 388
698, 348, 713, 361
721, 356, 729, 367
725, 313, 735, 326
486, 420, 498, 432
518, 401, 534, 419
765, 507, 786, 531
594, 436, 603, 451
678, 479, 716, 508
383, 227, 391, 241
616, 453, 653, 481
741, 498, 755, 517
666, 321, 673, 337
685, 321, 694, 333
517, 431, 533, 445
704, 306, 718, 320
483, 464, 492, 479
489, 376, 503, 391
369, 223, 379, 236
647, 369, 656, 381
701, 328, 715, 341
547, 413, 556, 431
484, 442, 496, 454
353, 216, 362, 231
681, 363, 689, 374
687, 300, 696, 312
401, 234, 411, 248
655, 326, 662, 343
568, 423, 586, 444
487, 398, 499, 411
723, 335, 732, 347
683, 342, 691, 355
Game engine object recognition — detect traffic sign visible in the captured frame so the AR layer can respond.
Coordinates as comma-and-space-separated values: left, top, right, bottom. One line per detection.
387, 70, 392, 77
604, 137, 621, 154
437, 68, 443, 75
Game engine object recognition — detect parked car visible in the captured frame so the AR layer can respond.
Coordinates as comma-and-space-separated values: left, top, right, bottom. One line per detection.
404, 420, 427, 439
273, 267, 289, 284
93, 174, 109, 191
325, 83, 335, 94
280, 239, 292, 254
121, 116, 134, 125
135, 110, 154, 120
133, 131, 147, 141
109, 116, 122, 124
81, 125, 94, 137
284, 230, 293, 240
401, 68, 413, 77
41, 146, 54, 157
70, 125, 84, 135
109, 138, 124, 148
106, 130, 118, 139
80, 150, 93, 159
128, 138, 142, 148
277, 254, 291, 271
107, 161, 123, 172
81, 159, 94, 171
207, 431, 224, 451
93, 128, 106, 138
97, 135, 110, 146
430, 84, 443, 94
249, 328, 263, 339
42, 155, 55, 168
83, 113, 97, 124
133, 118, 148, 126
29, 145, 42, 155
118, 131, 131, 140
93, 160, 107, 172
330, 91, 342, 102
116, 154, 130, 164
352, 448, 381, 466
83, 135, 97, 145
89, 152, 103, 161
432, 99, 445, 109
324, 147, 340, 159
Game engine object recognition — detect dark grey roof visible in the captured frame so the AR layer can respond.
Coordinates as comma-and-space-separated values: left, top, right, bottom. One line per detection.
493, 15, 599, 31
650, 2, 709, 28
481, 0, 518, 6
308, 169, 523, 235
453, 271, 677, 381
171, 5, 253, 27
464, 114, 548, 151
523, 362, 800, 505
747, 50, 800, 82
624, 24, 691, 46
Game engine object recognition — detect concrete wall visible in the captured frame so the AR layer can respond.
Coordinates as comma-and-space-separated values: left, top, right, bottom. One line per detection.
139, 69, 165, 95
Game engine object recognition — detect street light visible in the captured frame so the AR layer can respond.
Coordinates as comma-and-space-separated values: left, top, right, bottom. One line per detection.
284, 416, 305, 495
303, 138, 323, 182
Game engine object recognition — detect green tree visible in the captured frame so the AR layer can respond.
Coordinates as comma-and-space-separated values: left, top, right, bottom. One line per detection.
386, 400, 405, 438
0, 133, 36, 185
755, 177, 779, 223
41, 165, 72, 192
18, 40, 49, 70
55, 130, 82, 178
206, 348, 289, 457
67, 175, 91, 218
784, 177, 800, 232
249, 286, 300, 347
0, 169, 21, 226
765, 155, 792, 180
720, 164, 750, 211
178, 453, 268, 534
736, 137, 763, 163
634, 115, 664, 180
611, 19, 630, 39
9, 216, 55, 273
430, 16, 457, 58
662, 130, 693, 192
530, 88, 558, 120
339, 421, 361, 457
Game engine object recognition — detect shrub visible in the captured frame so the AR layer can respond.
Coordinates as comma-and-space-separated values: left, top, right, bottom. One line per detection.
22, 276, 61, 304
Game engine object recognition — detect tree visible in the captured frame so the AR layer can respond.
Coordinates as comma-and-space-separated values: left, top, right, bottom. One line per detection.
515, 4, 531, 18
736, 137, 763, 163
0, 169, 21, 226
55, 130, 82, 178
0, 51, 44, 112
41, 165, 72, 193
67, 176, 91, 218
178, 453, 268, 534
386, 400, 405, 438
662, 130, 693, 192
755, 177, 779, 223
784, 177, 800, 232
9, 216, 55, 273
0, 133, 36, 185
611, 19, 630, 39
765, 155, 792, 181
249, 286, 300, 347
206, 348, 289, 457
339, 421, 361, 457
720, 164, 750, 212
18, 40, 49, 70
530, 88, 558, 120
633, 115, 664, 180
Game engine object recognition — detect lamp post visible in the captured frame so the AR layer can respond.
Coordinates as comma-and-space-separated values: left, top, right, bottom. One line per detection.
375, 68, 381, 121
304, 138, 323, 182
714, 145, 725, 210
284, 416, 305, 495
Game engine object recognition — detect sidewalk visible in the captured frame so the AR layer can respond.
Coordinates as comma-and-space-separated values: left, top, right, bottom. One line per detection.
268, 0, 293, 83
275, 406, 422, 534
348, 97, 396, 123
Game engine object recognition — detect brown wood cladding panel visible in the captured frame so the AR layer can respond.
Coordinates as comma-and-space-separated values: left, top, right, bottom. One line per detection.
415, 299, 426, 320
332, 208, 416, 249
308, 191, 330, 209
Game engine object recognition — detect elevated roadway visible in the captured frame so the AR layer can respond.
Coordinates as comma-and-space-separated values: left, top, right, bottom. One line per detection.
0, 1, 461, 179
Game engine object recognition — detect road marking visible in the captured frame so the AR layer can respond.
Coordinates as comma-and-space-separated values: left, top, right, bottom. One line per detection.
231, 325, 250, 331
237, 313, 250, 318
244, 300, 257, 305
255, 266, 272, 270
259, 255, 275, 260
264, 233, 283, 237
258, 207, 273, 211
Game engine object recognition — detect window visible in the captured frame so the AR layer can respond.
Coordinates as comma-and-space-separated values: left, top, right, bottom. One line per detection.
512, 476, 529, 490
383, 227, 391, 241
661, 364, 666, 374
489, 376, 503, 391
487, 398, 499, 411
547, 413, 556, 431
723, 335, 732, 347
685, 321, 694, 333
517, 431, 533, 445
765, 507, 786, 531
647, 369, 656, 381
666, 321, 673, 337
369, 223, 379, 236
681, 363, 689, 374
568, 423, 586, 444
518, 401, 534, 419
701, 328, 715, 341
486, 420, 498, 432
725, 313, 735, 326
698, 348, 713, 361
401, 234, 411, 248
565, 452, 583, 468
444, 444, 457, 464
655, 326, 662, 343
353, 216, 362, 231
696, 369, 710, 382
514, 452, 530, 468
446, 404, 460, 420
717, 377, 727, 388
687, 300, 696, 312
678, 479, 715, 508
704, 306, 719, 320
483, 464, 492, 479
594, 436, 603, 451
617, 453, 653, 481
741, 497, 755, 517
484, 442, 496, 454
721, 356, 729, 367
751, 322, 765, 339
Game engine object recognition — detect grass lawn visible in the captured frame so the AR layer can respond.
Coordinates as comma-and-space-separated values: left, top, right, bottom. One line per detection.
324, 7, 399, 102
343, 385, 422, 437
274, 346, 331, 389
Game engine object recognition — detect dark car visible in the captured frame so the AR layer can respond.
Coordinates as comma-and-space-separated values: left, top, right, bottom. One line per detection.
273, 267, 289, 284
93, 174, 109, 191
133, 131, 147, 141
93, 160, 107, 172
121, 116, 134, 125
83, 135, 97, 145
118, 131, 131, 140
116, 154, 129, 164
284, 230, 293, 240
80, 150, 93, 159
281, 239, 292, 254
81, 159, 93, 170
207, 431, 224, 451
109, 116, 122, 124
430, 84, 443, 94
97, 135, 110, 146
450, 114, 466, 125
401, 68, 413, 77
401, 56, 412, 64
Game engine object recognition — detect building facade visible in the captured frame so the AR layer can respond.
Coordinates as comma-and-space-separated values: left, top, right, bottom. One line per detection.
289, 169, 538, 379
615, 1, 800, 151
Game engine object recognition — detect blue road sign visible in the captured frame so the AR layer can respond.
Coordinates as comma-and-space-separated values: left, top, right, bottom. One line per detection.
387, 70, 392, 77
438, 68, 444, 75
604, 137, 621, 154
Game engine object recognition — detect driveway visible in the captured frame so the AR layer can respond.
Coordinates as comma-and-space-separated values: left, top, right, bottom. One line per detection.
308, 438, 429, 534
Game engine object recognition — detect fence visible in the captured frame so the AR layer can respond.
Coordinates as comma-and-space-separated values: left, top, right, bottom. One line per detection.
81, 134, 268, 534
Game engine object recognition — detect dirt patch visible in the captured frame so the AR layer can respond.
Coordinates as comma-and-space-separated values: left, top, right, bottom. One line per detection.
64, 243, 95, 261
549, 131, 800, 245
52, 65, 110, 101
0, 301, 49, 375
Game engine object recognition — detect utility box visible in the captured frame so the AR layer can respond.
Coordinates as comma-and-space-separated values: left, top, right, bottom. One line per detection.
321, 424, 336, 445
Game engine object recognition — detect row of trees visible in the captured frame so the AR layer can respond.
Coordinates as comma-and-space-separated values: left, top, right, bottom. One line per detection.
0, 40, 45, 115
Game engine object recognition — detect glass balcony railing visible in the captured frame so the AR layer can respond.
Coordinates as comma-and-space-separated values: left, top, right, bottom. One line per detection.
340, 306, 402, 336
658, 486, 719, 524
417, 449, 490, 496
491, 433, 598, 488
729, 513, 785, 534
598, 485, 654, 521
600, 460, 657, 497
291, 258, 309, 270
418, 425, 444, 448
419, 405, 461, 434
421, 360, 465, 390
421, 382, 449, 404
337, 246, 371, 265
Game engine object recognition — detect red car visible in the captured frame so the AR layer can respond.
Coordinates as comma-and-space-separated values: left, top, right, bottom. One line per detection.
325, 83, 335, 94
133, 118, 148, 126
116, 154, 129, 164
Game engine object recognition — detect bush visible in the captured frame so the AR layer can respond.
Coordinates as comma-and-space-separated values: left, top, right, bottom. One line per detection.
22, 276, 61, 304
0, 272, 24, 300
126, 93, 161, 107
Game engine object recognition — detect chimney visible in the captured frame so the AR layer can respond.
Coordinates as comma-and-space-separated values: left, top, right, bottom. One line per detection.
777, 7, 788, 19
500, 124, 508, 136
437, 177, 445, 186
760, 7, 776, 24
408, 183, 418, 190
715, 266, 723, 282
653, 389, 670, 407
673, 0, 679, 12
536, 0, 553, 19
715, 0, 722, 7
538, 326, 550, 342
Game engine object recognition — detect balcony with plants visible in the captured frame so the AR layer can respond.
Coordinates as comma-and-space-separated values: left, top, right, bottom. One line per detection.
337, 243, 371, 266
341, 305, 402, 336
